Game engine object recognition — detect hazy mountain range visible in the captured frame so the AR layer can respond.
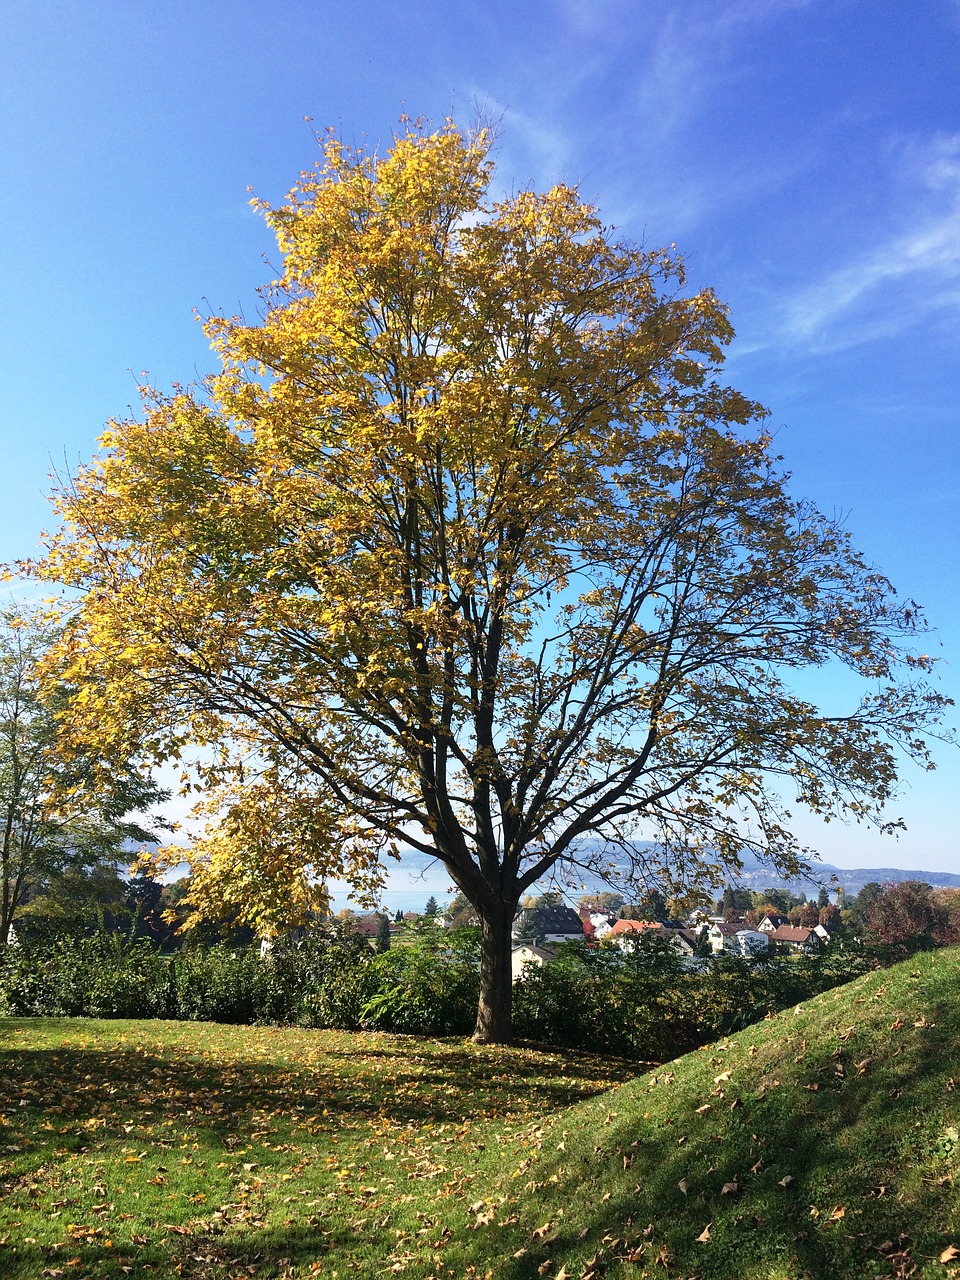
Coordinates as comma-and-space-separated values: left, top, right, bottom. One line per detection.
720, 850, 960, 897
380, 844, 960, 907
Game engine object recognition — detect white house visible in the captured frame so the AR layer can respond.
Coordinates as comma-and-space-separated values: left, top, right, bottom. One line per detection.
735, 929, 770, 956
511, 943, 557, 981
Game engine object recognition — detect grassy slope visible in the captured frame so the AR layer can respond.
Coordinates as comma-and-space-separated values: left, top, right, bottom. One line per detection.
1, 950, 958, 1279
445, 948, 960, 1280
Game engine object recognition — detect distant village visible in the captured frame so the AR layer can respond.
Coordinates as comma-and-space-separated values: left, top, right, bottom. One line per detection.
337, 884, 844, 981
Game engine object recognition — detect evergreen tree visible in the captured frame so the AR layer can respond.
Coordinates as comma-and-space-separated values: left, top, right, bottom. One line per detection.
376, 913, 391, 952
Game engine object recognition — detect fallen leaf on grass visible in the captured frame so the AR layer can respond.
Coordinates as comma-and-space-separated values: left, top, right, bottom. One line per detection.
941, 1246, 960, 1264
778, 1175, 794, 1188
695, 1223, 712, 1243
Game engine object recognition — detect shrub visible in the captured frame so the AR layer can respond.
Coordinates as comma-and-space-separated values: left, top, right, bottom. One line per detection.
360, 922, 480, 1035
262, 925, 377, 1029
0, 933, 169, 1018
513, 937, 870, 1062
0, 919, 870, 1053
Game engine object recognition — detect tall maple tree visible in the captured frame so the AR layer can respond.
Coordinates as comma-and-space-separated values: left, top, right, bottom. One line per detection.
30, 121, 946, 1041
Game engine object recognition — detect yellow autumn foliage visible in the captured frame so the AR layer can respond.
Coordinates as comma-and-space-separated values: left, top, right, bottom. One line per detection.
25, 119, 946, 1040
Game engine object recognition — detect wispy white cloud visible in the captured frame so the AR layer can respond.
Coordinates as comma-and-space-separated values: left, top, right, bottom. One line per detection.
464, 0, 818, 234
774, 134, 960, 352
626, 0, 814, 141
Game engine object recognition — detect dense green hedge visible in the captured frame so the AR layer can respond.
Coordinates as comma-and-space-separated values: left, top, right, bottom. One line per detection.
0, 925, 378, 1027
0, 925, 869, 1059
511, 936, 869, 1060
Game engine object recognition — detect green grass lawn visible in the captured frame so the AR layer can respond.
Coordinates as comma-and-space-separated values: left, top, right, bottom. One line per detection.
0, 1018, 634, 1278
2, 949, 960, 1279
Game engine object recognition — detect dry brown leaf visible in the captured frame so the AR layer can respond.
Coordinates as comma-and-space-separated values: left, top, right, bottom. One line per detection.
940, 1245, 960, 1263
720, 1180, 739, 1196
695, 1223, 712, 1243
778, 1175, 794, 1188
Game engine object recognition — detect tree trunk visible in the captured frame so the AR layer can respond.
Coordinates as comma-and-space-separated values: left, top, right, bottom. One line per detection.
473, 902, 516, 1044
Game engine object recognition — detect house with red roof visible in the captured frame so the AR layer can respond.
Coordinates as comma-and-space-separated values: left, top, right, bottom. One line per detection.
604, 918, 662, 951
768, 924, 823, 953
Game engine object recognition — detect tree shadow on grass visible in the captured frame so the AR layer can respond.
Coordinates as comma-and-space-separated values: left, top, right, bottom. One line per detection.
0, 1028, 637, 1278
13, 985, 958, 1280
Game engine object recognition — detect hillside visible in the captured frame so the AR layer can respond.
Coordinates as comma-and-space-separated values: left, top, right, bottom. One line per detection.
440, 947, 960, 1279
726, 851, 960, 897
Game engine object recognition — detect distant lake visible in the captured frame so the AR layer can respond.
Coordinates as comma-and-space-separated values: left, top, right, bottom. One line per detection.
327, 844, 652, 914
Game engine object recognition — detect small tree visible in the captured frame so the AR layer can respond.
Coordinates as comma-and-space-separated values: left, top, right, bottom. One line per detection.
0, 610, 168, 946
850, 882, 884, 929
29, 120, 948, 1043
818, 902, 842, 933
756, 888, 794, 916
424, 895, 439, 917
790, 901, 820, 929
863, 881, 958, 960
375, 912, 391, 952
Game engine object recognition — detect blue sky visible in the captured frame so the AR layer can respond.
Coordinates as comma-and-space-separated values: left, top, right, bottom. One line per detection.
1, 0, 958, 880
